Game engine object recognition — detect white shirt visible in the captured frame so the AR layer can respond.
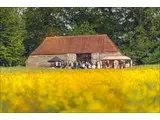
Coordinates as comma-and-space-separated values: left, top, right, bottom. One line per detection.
92, 64, 96, 69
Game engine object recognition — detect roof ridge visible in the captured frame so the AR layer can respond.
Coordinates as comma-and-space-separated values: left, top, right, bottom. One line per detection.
46, 34, 107, 39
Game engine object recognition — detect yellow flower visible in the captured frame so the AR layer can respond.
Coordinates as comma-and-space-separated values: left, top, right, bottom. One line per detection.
0, 66, 159, 112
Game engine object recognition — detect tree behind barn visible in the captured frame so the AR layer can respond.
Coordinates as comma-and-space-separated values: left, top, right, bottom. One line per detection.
0, 7, 159, 66
23, 8, 66, 56
0, 8, 26, 66
121, 8, 160, 64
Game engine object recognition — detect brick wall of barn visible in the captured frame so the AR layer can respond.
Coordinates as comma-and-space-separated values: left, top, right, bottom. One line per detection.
26, 55, 68, 67
26, 52, 122, 67
67, 54, 77, 62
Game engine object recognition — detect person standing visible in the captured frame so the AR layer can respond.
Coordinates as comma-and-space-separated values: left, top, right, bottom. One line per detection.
100, 61, 102, 68
92, 64, 96, 69
97, 61, 100, 69
82, 62, 85, 69
75, 62, 79, 69
88, 62, 91, 69
55, 61, 59, 68
113, 60, 119, 69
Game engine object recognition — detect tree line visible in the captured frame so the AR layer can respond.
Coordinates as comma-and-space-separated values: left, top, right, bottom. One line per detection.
0, 7, 160, 66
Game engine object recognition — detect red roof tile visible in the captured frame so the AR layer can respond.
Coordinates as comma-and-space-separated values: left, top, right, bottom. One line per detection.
31, 34, 120, 55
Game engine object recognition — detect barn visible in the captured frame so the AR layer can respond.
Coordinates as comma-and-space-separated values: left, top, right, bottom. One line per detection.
26, 34, 132, 68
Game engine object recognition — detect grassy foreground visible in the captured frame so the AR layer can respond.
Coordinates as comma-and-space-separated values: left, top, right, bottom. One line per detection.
0, 65, 159, 112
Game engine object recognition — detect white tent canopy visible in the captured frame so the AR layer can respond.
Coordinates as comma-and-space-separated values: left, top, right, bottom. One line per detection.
102, 56, 131, 60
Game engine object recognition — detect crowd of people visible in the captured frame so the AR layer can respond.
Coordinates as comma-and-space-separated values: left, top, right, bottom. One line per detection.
68, 61, 99, 69
51, 60, 132, 69
51, 61, 99, 69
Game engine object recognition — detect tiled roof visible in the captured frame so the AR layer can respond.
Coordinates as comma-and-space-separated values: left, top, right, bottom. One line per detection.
31, 34, 120, 55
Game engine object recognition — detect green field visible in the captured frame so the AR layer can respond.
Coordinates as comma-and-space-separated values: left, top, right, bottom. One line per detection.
0, 64, 159, 73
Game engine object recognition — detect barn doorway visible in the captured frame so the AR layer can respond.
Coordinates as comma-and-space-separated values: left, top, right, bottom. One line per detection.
76, 53, 91, 62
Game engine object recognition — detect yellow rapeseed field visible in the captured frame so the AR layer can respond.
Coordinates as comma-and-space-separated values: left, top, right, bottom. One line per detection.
0, 66, 159, 113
